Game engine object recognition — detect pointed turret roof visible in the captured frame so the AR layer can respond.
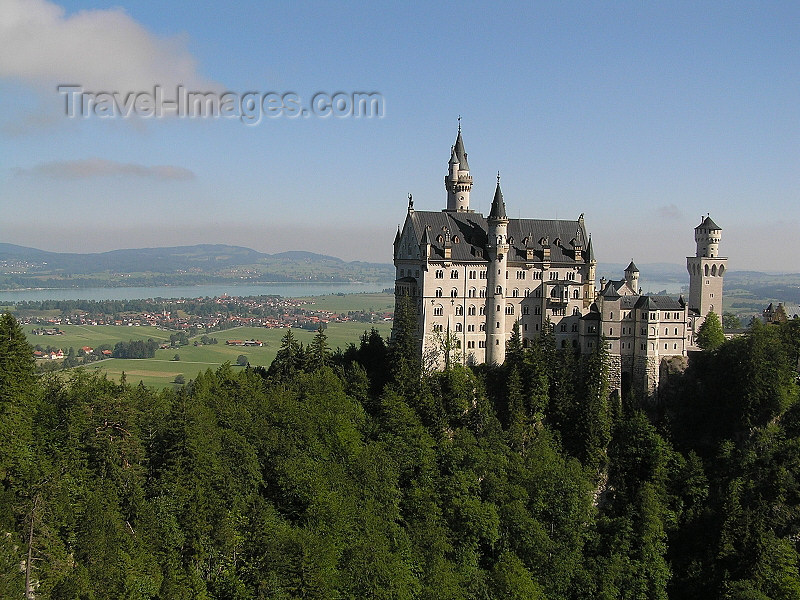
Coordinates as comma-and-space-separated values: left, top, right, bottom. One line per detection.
393, 226, 400, 245
696, 215, 720, 230
586, 235, 595, 262
625, 260, 639, 273
453, 129, 469, 171
488, 177, 507, 220
449, 147, 459, 165
420, 227, 432, 246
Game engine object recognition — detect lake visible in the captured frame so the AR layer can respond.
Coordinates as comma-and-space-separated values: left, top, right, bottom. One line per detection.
0, 282, 395, 303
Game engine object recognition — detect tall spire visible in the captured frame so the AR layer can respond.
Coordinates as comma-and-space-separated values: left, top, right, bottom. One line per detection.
445, 119, 472, 212
489, 173, 507, 220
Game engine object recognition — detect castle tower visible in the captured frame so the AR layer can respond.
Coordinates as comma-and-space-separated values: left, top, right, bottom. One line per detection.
485, 175, 509, 364
624, 260, 640, 293
444, 120, 473, 212
687, 215, 727, 320
585, 235, 597, 306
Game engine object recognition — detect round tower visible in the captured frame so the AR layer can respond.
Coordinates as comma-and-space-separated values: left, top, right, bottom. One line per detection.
624, 260, 640, 293
687, 215, 727, 331
485, 175, 509, 364
444, 121, 472, 212
695, 214, 722, 258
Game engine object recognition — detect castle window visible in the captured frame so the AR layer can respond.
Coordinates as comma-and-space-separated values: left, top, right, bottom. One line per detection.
512, 288, 519, 297
573, 307, 580, 315
550, 271, 559, 280
525, 289, 530, 297
468, 324, 475, 332
433, 306, 443, 316
455, 305, 463, 316
704, 264, 709, 276
523, 306, 529, 315
451, 288, 458, 298
467, 340, 474, 349
468, 305, 476, 316
436, 270, 444, 279
665, 343, 668, 350
480, 271, 487, 279
468, 287, 476, 298
573, 289, 579, 298
533, 271, 542, 280
641, 343, 645, 350
535, 306, 541, 315
479, 340, 486, 348
505, 305, 514, 315
455, 323, 463, 332
479, 289, 486, 298
496, 305, 501, 312
480, 323, 485, 331
453, 236, 460, 244
610, 312, 613, 319
433, 324, 443, 332
674, 343, 678, 350
665, 328, 668, 335
479, 306, 485, 316
496, 286, 503, 295
560, 323, 567, 332
469, 270, 476, 279
641, 328, 646, 335
451, 270, 459, 279
517, 271, 525, 279
435, 288, 443, 298
675, 328, 678, 335
496, 340, 500, 345
535, 288, 542, 297
572, 324, 578, 332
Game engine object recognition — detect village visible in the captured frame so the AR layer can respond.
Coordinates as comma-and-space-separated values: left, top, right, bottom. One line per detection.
14, 294, 393, 360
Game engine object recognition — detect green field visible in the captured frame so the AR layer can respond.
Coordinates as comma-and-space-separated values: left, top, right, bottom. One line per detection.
27, 321, 392, 389
296, 292, 394, 313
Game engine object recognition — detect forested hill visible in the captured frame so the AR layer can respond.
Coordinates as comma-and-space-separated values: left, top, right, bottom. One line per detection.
1, 308, 800, 598
0, 243, 394, 286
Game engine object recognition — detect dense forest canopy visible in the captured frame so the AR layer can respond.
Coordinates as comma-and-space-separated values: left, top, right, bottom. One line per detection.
1, 308, 799, 599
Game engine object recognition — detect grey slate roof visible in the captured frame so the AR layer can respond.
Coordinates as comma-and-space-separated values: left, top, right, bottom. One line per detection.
488, 182, 507, 220
697, 215, 720, 230
453, 131, 469, 171
625, 261, 639, 273
407, 210, 587, 264
634, 295, 685, 310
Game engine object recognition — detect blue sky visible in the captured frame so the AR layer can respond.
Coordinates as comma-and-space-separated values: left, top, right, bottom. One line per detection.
1, 1, 798, 270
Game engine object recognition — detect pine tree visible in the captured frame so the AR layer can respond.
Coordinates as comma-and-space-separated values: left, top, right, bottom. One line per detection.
309, 326, 330, 371
388, 295, 421, 395
696, 311, 725, 350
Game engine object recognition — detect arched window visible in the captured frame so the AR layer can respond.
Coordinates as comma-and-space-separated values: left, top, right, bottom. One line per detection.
512, 288, 519, 297
468, 287, 476, 298
435, 270, 444, 279
435, 288, 443, 298
711, 264, 717, 276
522, 306, 529, 315
480, 289, 486, 298
479, 306, 485, 316
455, 305, 463, 316
468, 305, 476, 316
451, 288, 458, 298
704, 264, 709, 276
573, 289, 580, 298
455, 323, 463, 332
433, 305, 443, 316
451, 270, 459, 279
505, 305, 514, 315
496, 286, 503, 295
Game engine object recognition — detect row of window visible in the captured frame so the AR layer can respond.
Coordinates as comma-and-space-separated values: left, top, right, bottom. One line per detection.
429, 269, 582, 281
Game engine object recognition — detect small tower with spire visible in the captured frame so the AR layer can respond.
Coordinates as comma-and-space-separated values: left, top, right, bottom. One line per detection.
485, 173, 509, 364
624, 260, 640, 293
444, 117, 473, 212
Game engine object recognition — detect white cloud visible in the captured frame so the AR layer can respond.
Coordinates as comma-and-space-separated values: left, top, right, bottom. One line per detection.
0, 0, 216, 92
15, 158, 195, 180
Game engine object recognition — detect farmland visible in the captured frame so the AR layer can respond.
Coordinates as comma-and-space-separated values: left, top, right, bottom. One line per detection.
25, 319, 392, 389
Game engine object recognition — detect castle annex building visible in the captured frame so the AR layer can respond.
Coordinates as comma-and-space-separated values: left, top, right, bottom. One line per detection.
392, 126, 726, 397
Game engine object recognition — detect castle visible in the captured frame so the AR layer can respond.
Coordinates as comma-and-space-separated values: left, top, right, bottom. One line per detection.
392, 125, 727, 398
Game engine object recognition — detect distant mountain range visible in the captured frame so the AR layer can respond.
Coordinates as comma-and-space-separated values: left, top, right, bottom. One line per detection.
0, 243, 394, 288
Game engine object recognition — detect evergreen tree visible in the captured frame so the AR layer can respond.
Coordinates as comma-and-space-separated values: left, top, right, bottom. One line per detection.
308, 326, 330, 371
696, 311, 725, 350
388, 295, 421, 395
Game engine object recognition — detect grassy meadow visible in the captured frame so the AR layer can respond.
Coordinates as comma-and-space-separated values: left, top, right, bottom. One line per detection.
26, 320, 392, 389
